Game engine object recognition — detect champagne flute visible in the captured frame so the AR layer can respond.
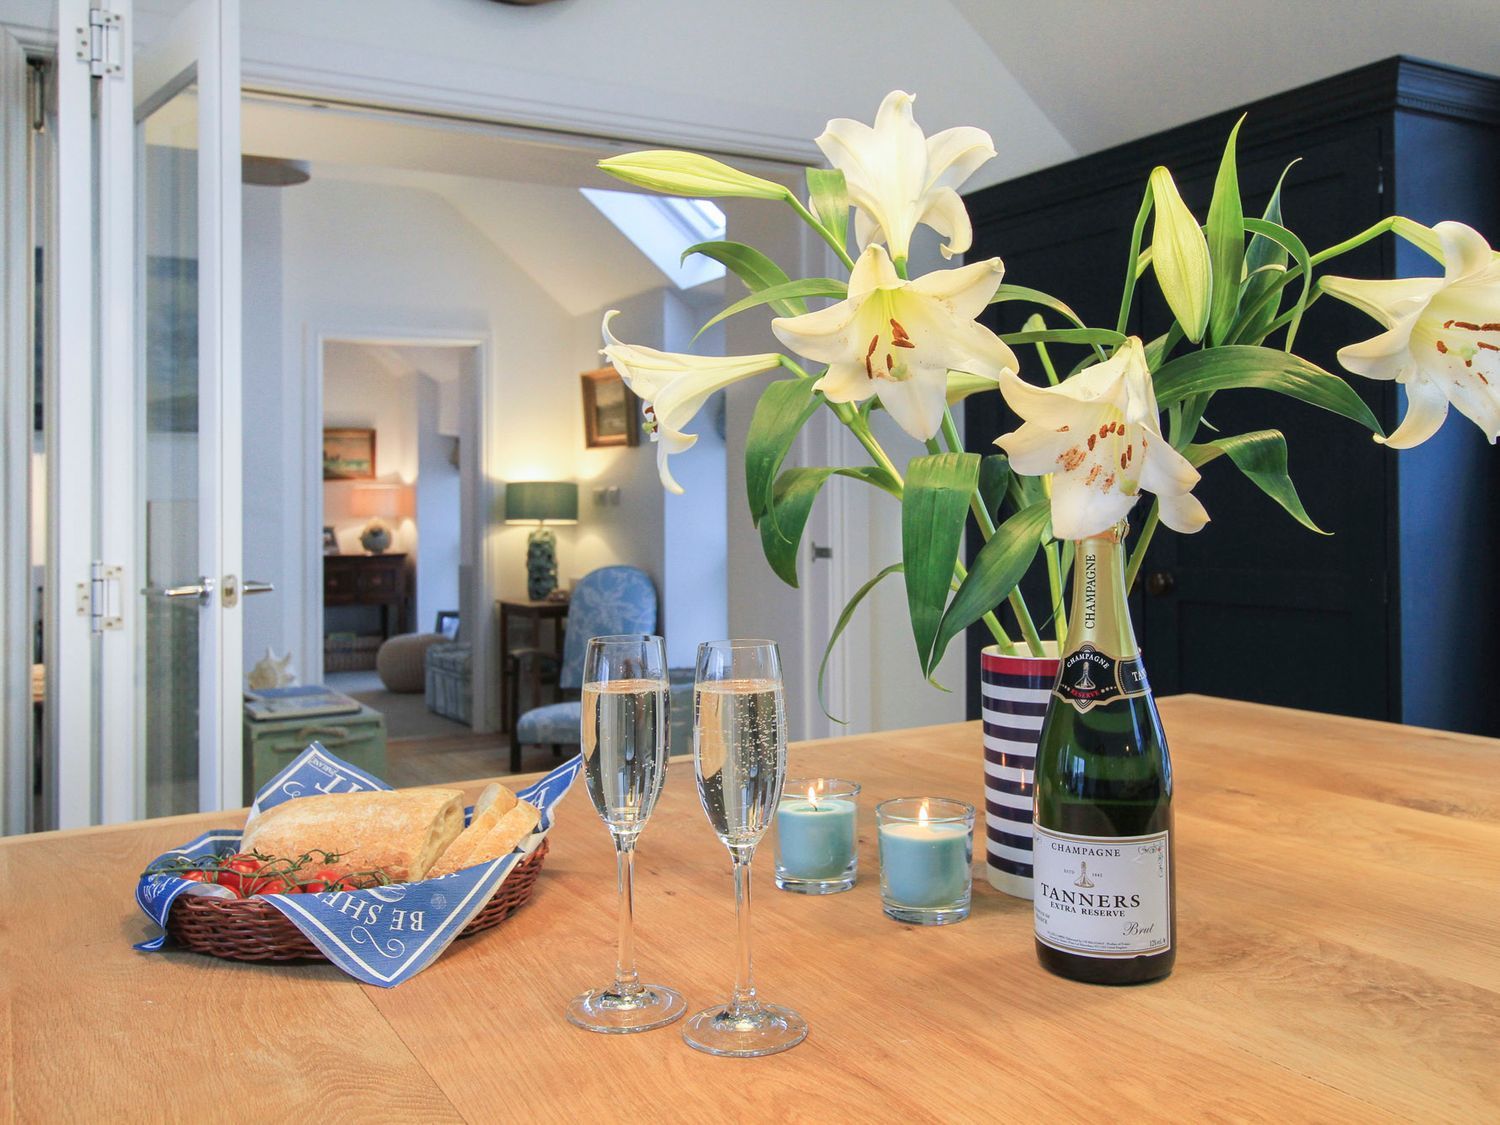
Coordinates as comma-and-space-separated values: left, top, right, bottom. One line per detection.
683, 638, 807, 1057
566, 635, 685, 1033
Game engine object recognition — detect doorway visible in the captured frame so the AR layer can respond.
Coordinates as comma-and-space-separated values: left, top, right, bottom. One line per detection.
313, 338, 482, 745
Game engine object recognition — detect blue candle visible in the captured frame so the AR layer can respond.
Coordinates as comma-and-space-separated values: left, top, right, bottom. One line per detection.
879, 819, 970, 908
776, 796, 857, 879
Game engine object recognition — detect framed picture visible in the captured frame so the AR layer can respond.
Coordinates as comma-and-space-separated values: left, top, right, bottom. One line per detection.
323, 428, 376, 480
322, 527, 339, 555
580, 367, 640, 448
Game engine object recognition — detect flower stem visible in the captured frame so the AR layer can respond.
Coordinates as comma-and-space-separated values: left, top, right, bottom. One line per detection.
785, 193, 856, 273
1115, 187, 1155, 336
1124, 501, 1161, 592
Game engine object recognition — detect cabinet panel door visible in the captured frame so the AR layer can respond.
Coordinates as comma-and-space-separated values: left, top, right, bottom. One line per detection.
965, 123, 1399, 722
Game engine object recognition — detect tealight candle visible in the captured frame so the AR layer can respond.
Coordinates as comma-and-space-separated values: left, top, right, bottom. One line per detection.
774, 778, 860, 894
877, 797, 975, 925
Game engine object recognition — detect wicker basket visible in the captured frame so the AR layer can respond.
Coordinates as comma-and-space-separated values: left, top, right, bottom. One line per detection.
165, 840, 549, 962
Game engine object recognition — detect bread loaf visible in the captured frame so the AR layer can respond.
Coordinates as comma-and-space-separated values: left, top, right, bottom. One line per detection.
427, 799, 540, 877
240, 788, 466, 883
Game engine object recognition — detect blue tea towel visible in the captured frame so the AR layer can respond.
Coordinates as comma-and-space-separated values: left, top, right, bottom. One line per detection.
135, 745, 580, 987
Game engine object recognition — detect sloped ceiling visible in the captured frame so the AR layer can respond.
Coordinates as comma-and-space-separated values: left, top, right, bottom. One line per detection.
952, 0, 1500, 156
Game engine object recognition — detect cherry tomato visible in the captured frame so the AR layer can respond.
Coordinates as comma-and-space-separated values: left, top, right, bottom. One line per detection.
249, 871, 294, 897
179, 869, 214, 883
216, 854, 260, 896
299, 867, 341, 895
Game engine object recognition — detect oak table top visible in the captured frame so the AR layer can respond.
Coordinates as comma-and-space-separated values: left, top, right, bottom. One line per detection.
4, 696, 1498, 1123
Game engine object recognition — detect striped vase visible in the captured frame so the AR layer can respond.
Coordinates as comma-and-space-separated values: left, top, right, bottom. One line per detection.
980, 643, 1060, 899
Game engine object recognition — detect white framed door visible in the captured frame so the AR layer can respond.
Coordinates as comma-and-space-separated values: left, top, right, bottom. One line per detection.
48, 0, 243, 826
129, 0, 243, 816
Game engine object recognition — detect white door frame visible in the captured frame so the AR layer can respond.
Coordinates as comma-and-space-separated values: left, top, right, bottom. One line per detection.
301, 326, 497, 734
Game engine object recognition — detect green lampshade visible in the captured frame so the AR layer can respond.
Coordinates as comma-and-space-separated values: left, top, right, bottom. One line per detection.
505, 480, 579, 525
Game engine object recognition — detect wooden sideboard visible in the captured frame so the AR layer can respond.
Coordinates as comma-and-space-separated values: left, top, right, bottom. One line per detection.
323, 553, 412, 640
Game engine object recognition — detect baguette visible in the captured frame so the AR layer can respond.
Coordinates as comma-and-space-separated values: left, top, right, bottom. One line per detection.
240, 788, 465, 883
427, 783, 519, 875
428, 800, 540, 876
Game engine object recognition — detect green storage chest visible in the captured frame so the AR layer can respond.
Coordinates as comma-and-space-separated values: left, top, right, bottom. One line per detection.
242, 703, 388, 802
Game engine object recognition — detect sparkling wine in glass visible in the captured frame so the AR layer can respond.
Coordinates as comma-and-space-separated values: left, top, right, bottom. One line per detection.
567, 635, 685, 1034
683, 638, 807, 1057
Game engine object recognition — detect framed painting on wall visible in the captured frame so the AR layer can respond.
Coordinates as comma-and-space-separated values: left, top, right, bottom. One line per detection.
323, 428, 376, 480
580, 367, 640, 448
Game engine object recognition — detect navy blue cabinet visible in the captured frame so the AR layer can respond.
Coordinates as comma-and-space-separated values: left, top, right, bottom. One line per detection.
963, 58, 1500, 736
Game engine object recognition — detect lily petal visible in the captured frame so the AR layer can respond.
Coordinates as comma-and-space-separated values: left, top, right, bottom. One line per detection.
1157, 489, 1211, 534
905, 255, 1005, 320
878, 373, 949, 441
653, 423, 698, 495
1378, 375, 1451, 449
1435, 220, 1496, 281
1049, 474, 1137, 541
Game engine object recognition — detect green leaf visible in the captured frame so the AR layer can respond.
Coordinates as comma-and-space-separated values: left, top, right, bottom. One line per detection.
1144, 322, 1185, 370
1206, 116, 1246, 345
1242, 218, 1313, 348
805, 168, 849, 251
996, 327, 1127, 349
1235, 161, 1300, 343
817, 563, 904, 722
931, 501, 1051, 670
1148, 166, 1212, 342
1152, 345, 1383, 435
744, 380, 821, 526
761, 466, 901, 587
902, 453, 982, 676
988, 284, 1091, 330
682, 241, 806, 317
977, 454, 1012, 524
696, 277, 848, 339
1187, 429, 1328, 534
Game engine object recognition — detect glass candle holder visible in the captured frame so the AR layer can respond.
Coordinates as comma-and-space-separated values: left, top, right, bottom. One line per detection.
774, 778, 861, 894
877, 797, 975, 925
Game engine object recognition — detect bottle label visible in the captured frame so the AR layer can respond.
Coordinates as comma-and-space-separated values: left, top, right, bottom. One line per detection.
1033, 825, 1171, 958
1053, 644, 1149, 712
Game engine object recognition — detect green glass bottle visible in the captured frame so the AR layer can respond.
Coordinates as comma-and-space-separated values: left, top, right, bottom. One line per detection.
1033, 524, 1175, 984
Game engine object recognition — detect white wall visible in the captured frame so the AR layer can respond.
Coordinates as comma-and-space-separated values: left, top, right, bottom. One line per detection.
414, 371, 460, 633
241, 175, 670, 728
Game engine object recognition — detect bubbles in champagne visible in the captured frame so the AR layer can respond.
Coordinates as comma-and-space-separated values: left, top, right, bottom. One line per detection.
581, 678, 669, 834
694, 678, 787, 850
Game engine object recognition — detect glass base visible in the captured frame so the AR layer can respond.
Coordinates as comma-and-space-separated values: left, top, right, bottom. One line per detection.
774, 872, 855, 895
566, 984, 686, 1034
682, 1001, 807, 1057
883, 901, 970, 926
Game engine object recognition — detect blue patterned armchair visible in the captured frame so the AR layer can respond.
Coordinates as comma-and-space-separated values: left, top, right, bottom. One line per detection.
511, 566, 658, 771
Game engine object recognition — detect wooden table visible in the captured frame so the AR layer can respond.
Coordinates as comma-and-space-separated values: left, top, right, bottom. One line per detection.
4, 697, 1498, 1121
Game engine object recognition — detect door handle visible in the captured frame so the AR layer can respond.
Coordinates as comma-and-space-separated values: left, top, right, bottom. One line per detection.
1145, 570, 1176, 597
153, 577, 214, 604
243, 581, 275, 596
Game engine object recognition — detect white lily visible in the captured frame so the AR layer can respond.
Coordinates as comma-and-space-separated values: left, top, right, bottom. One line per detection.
601, 310, 783, 494
770, 245, 1016, 442
995, 337, 1209, 540
1323, 220, 1500, 448
816, 90, 996, 265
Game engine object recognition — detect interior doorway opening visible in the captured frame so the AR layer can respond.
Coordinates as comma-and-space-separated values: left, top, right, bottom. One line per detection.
312, 338, 482, 744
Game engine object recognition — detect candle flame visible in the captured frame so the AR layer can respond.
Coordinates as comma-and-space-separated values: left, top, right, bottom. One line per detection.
919, 799, 930, 826
807, 784, 818, 809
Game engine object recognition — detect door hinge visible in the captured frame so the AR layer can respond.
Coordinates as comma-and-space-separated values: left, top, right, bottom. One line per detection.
75, 9, 124, 78
88, 561, 123, 633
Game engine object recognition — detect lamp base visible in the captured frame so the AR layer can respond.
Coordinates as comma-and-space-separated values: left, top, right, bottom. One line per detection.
526, 527, 558, 601
360, 522, 392, 554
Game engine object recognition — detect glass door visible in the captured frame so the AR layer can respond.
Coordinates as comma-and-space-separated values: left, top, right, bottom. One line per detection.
131, 0, 243, 816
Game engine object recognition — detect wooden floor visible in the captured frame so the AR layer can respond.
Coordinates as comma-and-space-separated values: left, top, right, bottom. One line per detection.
383, 732, 572, 788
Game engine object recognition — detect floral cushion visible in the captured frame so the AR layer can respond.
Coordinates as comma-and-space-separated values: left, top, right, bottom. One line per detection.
556, 566, 658, 690
516, 673, 695, 754
515, 701, 581, 747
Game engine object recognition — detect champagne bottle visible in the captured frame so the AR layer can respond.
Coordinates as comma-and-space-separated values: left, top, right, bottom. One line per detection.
1033, 523, 1174, 984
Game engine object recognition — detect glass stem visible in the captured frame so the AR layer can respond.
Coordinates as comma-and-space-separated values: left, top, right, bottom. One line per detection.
612, 835, 641, 998
730, 852, 757, 1015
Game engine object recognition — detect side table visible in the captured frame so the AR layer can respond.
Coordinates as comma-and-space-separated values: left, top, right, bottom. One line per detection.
497, 597, 569, 737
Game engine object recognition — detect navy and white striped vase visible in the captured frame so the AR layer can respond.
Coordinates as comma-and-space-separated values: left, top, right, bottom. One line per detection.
980, 643, 1060, 899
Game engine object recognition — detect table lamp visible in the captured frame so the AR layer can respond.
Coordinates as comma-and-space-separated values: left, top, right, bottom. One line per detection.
350, 483, 403, 554
505, 480, 579, 600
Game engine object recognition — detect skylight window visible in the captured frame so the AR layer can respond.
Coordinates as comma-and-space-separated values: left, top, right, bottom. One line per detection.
581, 188, 727, 290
